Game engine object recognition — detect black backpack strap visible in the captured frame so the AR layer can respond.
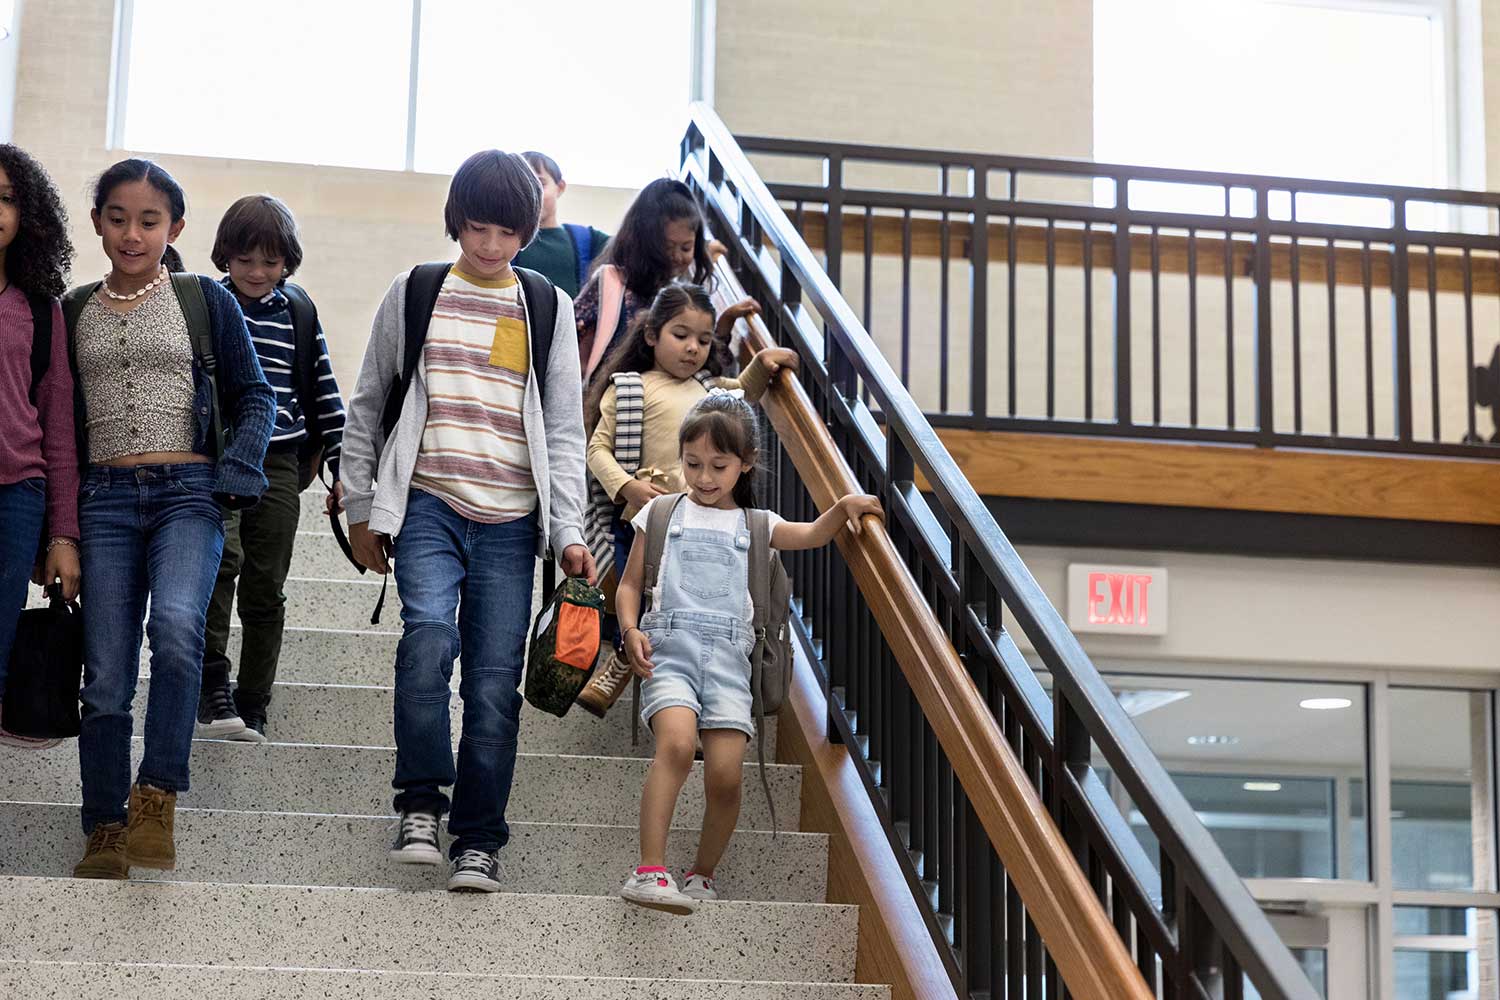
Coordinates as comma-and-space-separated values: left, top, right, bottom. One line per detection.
60, 283, 99, 338
26, 293, 52, 407
281, 282, 323, 442
514, 266, 556, 404
170, 274, 224, 460
382, 262, 452, 440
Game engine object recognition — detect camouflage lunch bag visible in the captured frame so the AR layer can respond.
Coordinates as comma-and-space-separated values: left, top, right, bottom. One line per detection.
524, 576, 606, 717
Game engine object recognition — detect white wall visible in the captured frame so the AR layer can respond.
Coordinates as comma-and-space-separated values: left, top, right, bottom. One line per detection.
1012, 544, 1500, 675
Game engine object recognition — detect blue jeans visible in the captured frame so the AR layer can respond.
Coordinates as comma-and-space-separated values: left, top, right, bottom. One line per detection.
0, 477, 47, 694
77, 464, 225, 833
392, 489, 538, 857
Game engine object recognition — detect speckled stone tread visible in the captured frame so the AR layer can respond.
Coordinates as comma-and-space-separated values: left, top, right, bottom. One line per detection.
0, 741, 800, 830
0, 877, 860, 983
289, 530, 368, 580
133, 677, 777, 757
0, 804, 827, 902
275, 577, 404, 633
0, 962, 890, 998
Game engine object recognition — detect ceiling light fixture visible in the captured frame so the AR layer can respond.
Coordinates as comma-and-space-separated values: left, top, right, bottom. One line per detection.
1186, 735, 1239, 746
1243, 781, 1283, 792
1299, 697, 1353, 711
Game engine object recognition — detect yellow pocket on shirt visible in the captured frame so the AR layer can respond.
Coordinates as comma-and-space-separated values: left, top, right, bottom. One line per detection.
488, 316, 530, 373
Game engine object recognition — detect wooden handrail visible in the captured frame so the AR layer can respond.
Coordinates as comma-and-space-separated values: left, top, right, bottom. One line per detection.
793, 208, 1500, 295
710, 262, 1155, 1000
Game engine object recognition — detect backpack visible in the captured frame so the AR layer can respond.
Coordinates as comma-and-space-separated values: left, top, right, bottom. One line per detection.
584, 368, 718, 584
523, 576, 606, 717
379, 262, 558, 440
62, 273, 225, 460
641, 494, 793, 831
564, 223, 595, 291
280, 281, 326, 491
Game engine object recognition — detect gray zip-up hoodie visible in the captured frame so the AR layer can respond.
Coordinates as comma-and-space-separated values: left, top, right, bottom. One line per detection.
339, 268, 587, 556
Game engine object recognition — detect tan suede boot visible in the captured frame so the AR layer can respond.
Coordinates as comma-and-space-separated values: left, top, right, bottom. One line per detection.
73, 821, 129, 880
124, 783, 176, 870
575, 650, 633, 718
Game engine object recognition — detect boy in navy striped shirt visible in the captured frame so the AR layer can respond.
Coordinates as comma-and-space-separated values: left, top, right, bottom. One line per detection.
198, 194, 347, 741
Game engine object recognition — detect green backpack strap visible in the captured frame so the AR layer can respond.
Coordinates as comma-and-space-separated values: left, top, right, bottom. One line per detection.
641, 493, 685, 613
746, 507, 777, 835
169, 273, 224, 460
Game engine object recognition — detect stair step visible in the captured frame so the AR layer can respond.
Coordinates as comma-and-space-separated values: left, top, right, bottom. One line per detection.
222, 627, 398, 686
0, 741, 800, 830
289, 530, 366, 580
0, 877, 858, 983
0, 962, 887, 998
278, 577, 403, 633
0, 803, 827, 902
138, 677, 775, 758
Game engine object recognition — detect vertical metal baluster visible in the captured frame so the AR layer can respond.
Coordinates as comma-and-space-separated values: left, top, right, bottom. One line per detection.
1291, 236, 1303, 433
1083, 222, 1094, 422
861, 207, 874, 408
794, 199, 805, 239
940, 168, 951, 414
1464, 247, 1477, 442
1392, 197, 1413, 442
901, 208, 912, 388
1150, 224, 1161, 425
1114, 175, 1134, 428
1363, 242, 1375, 437
1007, 878, 1025, 1000
1327, 238, 1338, 437
1188, 228, 1198, 427
1025, 912, 1044, 1000
1007, 209, 1019, 417
1428, 243, 1440, 441
1253, 185, 1275, 445
1046, 218, 1057, 419
1225, 229, 1236, 428
938, 754, 955, 921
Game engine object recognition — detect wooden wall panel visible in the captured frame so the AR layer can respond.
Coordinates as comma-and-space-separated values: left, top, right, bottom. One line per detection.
929, 430, 1500, 526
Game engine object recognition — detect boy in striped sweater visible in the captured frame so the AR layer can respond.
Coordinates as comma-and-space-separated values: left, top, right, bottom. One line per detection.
198, 195, 347, 742
340, 150, 593, 893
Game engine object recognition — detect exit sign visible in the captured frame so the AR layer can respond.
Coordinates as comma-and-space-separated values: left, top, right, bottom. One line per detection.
1067, 564, 1169, 636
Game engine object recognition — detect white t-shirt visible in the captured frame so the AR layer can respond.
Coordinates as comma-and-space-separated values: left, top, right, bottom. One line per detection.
631, 496, 784, 619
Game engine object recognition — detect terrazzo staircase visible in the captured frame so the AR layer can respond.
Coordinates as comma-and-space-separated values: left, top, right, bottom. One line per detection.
0, 489, 886, 999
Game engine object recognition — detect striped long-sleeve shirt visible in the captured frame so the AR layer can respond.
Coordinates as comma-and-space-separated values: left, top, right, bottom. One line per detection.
227, 278, 346, 480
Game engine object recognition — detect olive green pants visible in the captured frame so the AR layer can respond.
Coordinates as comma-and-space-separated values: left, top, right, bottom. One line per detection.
202, 450, 302, 704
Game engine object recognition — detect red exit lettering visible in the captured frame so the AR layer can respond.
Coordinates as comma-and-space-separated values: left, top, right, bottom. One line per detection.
1087, 572, 1154, 627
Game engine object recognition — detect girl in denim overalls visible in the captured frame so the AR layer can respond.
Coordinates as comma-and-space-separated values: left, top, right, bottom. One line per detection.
612, 392, 881, 914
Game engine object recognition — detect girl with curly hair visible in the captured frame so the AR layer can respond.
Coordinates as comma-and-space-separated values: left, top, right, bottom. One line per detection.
0, 144, 79, 735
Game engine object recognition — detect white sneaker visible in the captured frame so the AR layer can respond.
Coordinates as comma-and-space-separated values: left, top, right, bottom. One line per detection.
388, 810, 442, 865
619, 867, 696, 915
681, 872, 719, 901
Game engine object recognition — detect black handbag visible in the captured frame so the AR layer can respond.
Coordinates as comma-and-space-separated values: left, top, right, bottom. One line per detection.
1, 583, 83, 740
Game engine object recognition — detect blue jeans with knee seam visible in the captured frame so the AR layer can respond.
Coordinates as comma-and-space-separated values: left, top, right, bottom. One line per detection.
77, 464, 225, 834
391, 488, 537, 857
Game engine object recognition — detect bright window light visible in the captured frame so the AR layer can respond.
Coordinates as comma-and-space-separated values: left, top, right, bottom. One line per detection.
1094, 1, 1447, 226
411, 0, 693, 185
120, 0, 413, 170
118, 0, 695, 186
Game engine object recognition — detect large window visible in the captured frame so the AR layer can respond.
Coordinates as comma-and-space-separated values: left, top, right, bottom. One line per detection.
1093, 0, 1454, 224
114, 0, 696, 185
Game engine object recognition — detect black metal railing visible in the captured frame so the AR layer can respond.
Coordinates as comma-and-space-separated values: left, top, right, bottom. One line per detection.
735, 134, 1500, 458
680, 105, 1318, 1000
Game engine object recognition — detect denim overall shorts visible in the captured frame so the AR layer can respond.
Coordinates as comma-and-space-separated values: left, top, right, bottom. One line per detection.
638, 505, 757, 738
